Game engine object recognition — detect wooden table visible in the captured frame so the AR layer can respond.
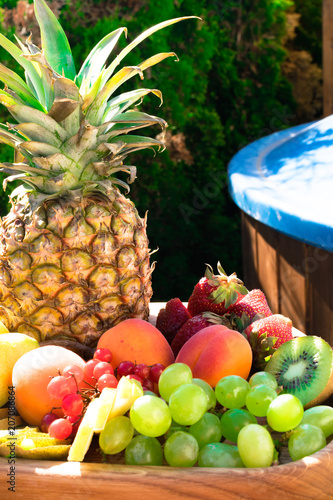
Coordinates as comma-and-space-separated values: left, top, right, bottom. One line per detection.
0, 303, 332, 500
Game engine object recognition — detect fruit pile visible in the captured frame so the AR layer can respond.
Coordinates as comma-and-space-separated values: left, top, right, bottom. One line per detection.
36, 355, 333, 467
0, 262, 333, 470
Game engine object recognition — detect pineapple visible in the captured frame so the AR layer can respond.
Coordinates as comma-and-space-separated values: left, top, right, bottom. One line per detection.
0, 0, 195, 354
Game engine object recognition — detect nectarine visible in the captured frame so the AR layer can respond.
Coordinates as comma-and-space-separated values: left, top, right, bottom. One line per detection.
175, 325, 252, 387
12, 346, 86, 426
97, 318, 175, 369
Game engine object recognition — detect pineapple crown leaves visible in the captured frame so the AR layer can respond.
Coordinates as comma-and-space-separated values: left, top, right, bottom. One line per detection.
204, 262, 249, 309
0, 0, 200, 198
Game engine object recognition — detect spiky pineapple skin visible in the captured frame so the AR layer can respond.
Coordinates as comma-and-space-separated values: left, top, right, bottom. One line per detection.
0, 188, 153, 349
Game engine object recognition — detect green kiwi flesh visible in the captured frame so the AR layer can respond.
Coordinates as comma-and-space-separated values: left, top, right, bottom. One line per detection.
265, 336, 333, 408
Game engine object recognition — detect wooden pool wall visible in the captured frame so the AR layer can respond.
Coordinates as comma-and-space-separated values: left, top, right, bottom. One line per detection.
241, 212, 333, 346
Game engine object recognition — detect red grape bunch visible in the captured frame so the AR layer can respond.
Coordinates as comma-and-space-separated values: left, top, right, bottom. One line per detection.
41, 347, 165, 440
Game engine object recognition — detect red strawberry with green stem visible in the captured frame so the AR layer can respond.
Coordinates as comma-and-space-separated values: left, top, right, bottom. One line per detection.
244, 314, 293, 369
187, 262, 248, 317
229, 289, 272, 331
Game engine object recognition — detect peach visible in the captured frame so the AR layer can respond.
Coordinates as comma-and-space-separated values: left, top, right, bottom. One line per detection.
97, 318, 175, 369
175, 325, 252, 387
12, 346, 86, 426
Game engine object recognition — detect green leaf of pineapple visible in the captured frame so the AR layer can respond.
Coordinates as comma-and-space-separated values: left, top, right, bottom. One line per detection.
107, 134, 165, 157
86, 66, 144, 125
0, 64, 44, 111
7, 104, 69, 142
101, 17, 199, 86
100, 88, 163, 126
34, 0, 76, 80
77, 27, 128, 92
0, 34, 46, 107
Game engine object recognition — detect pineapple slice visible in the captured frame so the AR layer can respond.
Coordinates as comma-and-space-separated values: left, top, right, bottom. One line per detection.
68, 378, 143, 461
108, 376, 143, 420
93, 387, 117, 433
67, 398, 100, 462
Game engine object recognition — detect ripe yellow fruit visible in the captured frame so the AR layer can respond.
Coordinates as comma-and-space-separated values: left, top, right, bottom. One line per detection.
0, 333, 39, 407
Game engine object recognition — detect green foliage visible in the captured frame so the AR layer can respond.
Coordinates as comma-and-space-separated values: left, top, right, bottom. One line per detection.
0, 0, 297, 300
292, 0, 322, 67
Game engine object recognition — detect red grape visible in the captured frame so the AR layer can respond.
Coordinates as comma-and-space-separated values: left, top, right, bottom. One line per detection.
97, 374, 118, 392
93, 361, 114, 380
149, 363, 165, 384
94, 348, 112, 363
134, 363, 149, 380
40, 413, 59, 433
61, 393, 84, 417
117, 361, 135, 378
128, 374, 143, 384
67, 415, 81, 424
47, 375, 71, 399
48, 418, 72, 439
83, 359, 99, 385
66, 376, 79, 394
142, 378, 154, 392
63, 364, 84, 383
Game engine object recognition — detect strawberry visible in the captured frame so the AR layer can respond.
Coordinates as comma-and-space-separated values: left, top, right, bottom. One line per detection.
229, 289, 272, 331
187, 262, 248, 317
156, 298, 190, 344
170, 312, 234, 356
244, 314, 293, 369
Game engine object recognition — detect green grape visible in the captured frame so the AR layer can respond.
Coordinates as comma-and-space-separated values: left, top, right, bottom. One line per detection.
130, 395, 171, 437
249, 371, 278, 390
215, 375, 250, 409
193, 378, 217, 410
198, 442, 244, 468
267, 394, 304, 432
288, 424, 326, 461
169, 383, 207, 425
220, 408, 257, 443
158, 363, 192, 402
245, 384, 277, 417
125, 435, 163, 465
300, 405, 333, 438
237, 424, 275, 468
164, 431, 199, 467
99, 416, 134, 455
189, 413, 223, 448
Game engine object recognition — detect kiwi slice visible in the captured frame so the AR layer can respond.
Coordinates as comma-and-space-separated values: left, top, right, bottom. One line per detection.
265, 336, 333, 408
